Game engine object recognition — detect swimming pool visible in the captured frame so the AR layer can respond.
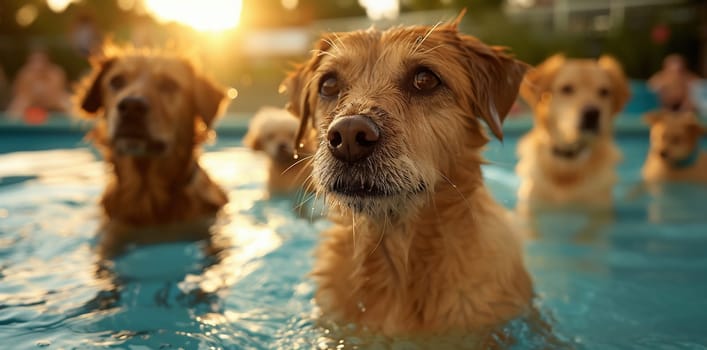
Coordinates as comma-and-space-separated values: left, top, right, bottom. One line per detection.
1, 117, 706, 349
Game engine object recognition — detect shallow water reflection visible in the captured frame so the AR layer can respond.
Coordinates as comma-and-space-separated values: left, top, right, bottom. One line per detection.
1, 140, 707, 349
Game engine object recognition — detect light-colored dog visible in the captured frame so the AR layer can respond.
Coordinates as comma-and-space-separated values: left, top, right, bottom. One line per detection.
284, 16, 533, 336
642, 110, 707, 183
516, 54, 630, 213
243, 106, 313, 196
74, 47, 229, 255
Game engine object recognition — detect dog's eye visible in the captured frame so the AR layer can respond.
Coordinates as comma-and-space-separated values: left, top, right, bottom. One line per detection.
413, 69, 440, 91
598, 87, 610, 98
159, 77, 179, 93
109, 75, 125, 91
560, 84, 574, 95
319, 75, 340, 98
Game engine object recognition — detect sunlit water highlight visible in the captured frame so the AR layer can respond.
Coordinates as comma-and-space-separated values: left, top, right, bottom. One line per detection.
0, 135, 706, 349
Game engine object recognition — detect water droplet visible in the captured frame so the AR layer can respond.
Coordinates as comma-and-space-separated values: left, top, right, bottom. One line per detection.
357, 301, 366, 312
299, 143, 305, 148
294, 153, 299, 160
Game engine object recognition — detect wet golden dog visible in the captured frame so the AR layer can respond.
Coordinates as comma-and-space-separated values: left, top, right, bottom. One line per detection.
243, 106, 313, 196
642, 110, 707, 183
516, 54, 630, 213
75, 48, 229, 254
284, 17, 533, 336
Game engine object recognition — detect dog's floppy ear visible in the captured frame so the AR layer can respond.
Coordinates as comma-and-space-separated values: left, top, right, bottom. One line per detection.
75, 57, 115, 116
281, 36, 333, 149
520, 54, 565, 108
598, 55, 631, 115
194, 75, 227, 128
458, 34, 528, 140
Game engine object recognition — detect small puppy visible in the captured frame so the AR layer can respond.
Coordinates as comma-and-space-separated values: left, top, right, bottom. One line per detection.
642, 110, 707, 183
284, 15, 533, 336
74, 47, 229, 254
516, 54, 630, 212
243, 106, 313, 196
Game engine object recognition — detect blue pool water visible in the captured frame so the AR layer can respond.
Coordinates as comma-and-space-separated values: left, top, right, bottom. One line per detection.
1, 120, 707, 349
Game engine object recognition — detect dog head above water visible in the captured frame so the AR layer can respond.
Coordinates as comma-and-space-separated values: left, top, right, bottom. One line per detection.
284, 19, 527, 218
644, 110, 706, 167
521, 55, 630, 158
75, 48, 227, 158
243, 107, 300, 164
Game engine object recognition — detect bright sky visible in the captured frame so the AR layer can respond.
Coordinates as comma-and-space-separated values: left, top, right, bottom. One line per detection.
358, 0, 399, 21
143, 0, 243, 32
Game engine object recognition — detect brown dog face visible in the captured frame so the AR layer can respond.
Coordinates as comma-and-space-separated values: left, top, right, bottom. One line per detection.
645, 111, 706, 165
243, 107, 300, 164
284, 22, 526, 217
521, 55, 630, 157
76, 51, 226, 157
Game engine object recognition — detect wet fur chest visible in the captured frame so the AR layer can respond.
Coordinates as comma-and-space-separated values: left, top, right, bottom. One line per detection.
313, 196, 532, 335
102, 159, 225, 226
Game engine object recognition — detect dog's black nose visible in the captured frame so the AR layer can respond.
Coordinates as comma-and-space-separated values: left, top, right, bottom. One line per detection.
327, 115, 380, 163
118, 96, 149, 121
580, 106, 600, 132
660, 150, 669, 159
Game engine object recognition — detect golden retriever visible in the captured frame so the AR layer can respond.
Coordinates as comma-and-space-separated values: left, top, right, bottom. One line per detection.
516, 54, 630, 213
74, 47, 229, 254
243, 106, 314, 196
283, 15, 533, 336
642, 110, 707, 183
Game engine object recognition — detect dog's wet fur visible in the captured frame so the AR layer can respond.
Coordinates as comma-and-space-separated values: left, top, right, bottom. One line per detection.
75, 47, 229, 256
284, 14, 533, 336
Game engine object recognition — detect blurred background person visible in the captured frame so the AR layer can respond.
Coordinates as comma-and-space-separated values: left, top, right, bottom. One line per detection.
6, 49, 71, 121
649, 54, 700, 112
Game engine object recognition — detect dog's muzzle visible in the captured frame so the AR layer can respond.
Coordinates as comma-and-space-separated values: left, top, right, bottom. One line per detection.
112, 96, 165, 156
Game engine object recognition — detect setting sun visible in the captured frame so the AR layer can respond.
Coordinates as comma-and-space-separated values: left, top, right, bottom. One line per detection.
143, 0, 242, 32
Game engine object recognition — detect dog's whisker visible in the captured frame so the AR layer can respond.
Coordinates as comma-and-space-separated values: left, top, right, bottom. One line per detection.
311, 49, 337, 59
410, 21, 442, 55
437, 170, 475, 215
418, 44, 445, 55
368, 210, 388, 258
322, 37, 341, 53
294, 189, 317, 211
294, 172, 317, 207
351, 211, 357, 254
331, 32, 347, 51
281, 155, 314, 176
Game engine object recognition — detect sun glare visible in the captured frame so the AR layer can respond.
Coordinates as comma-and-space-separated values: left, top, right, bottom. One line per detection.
143, 0, 243, 32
